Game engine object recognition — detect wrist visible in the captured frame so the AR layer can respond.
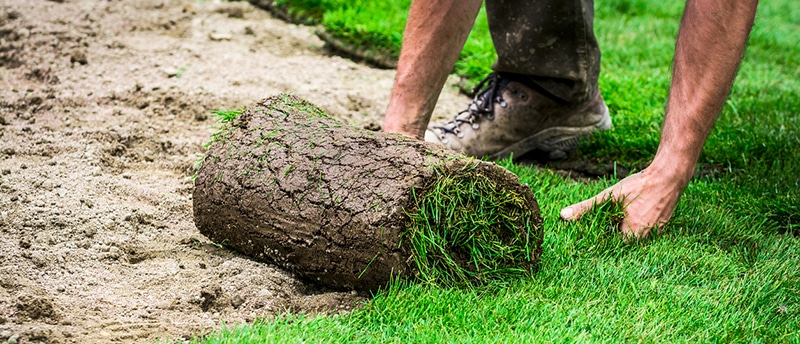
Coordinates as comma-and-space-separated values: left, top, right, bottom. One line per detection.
646, 149, 698, 190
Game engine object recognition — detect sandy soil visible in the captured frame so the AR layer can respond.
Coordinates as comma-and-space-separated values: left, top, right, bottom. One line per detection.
0, 0, 468, 342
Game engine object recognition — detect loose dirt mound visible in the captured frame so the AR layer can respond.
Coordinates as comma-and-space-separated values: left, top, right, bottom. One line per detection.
0, 0, 466, 342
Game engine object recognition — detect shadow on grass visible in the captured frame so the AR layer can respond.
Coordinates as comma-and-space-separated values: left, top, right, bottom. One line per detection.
516, 149, 728, 183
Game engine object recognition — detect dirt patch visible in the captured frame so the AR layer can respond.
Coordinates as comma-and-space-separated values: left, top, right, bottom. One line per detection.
0, 0, 467, 342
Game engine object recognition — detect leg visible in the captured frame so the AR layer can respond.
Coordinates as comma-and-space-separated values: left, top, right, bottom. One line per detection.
425, 0, 610, 160
383, 0, 483, 139
487, 0, 600, 104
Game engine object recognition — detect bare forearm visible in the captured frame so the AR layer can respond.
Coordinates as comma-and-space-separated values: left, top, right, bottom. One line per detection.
383, 0, 482, 139
561, 0, 758, 236
651, 0, 758, 183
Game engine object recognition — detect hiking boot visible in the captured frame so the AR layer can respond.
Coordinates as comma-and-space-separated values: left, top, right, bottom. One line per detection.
424, 72, 612, 160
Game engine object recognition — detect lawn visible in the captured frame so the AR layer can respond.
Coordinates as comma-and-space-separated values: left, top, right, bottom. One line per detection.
201, 0, 799, 341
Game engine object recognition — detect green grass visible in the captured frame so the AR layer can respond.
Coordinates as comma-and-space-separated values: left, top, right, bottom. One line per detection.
405, 160, 541, 288
203, 108, 244, 148
194, 108, 245, 178
198, 0, 799, 342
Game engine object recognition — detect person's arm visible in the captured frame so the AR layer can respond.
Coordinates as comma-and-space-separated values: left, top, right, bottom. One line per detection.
383, 0, 483, 139
560, 0, 759, 238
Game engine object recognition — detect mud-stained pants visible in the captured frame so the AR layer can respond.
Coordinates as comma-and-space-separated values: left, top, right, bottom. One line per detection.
486, 0, 600, 105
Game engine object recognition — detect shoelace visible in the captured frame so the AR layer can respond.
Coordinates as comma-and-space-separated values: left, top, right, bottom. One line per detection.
432, 72, 511, 137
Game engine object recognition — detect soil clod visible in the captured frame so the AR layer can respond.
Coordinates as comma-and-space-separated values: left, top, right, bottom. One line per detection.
69, 50, 88, 65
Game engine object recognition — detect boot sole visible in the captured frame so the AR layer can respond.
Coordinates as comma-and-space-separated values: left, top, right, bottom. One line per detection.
490, 104, 612, 161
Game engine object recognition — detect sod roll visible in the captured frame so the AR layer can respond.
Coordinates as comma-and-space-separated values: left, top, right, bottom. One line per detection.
193, 94, 543, 291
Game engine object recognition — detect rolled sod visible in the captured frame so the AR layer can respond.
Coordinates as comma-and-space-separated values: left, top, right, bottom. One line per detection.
193, 94, 543, 291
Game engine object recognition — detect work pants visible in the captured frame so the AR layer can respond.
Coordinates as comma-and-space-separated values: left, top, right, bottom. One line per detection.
486, 0, 600, 104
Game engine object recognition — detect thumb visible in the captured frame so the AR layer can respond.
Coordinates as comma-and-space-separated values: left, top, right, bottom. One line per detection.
560, 192, 611, 221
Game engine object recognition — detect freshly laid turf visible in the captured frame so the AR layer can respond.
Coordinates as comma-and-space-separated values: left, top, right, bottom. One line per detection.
199, 0, 798, 342
201, 158, 799, 342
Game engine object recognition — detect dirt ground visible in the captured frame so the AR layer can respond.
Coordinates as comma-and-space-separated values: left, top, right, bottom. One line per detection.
0, 0, 469, 342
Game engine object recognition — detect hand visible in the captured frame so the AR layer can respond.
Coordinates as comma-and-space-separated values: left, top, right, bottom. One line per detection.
560, 0, 757, 240
559, 167, 688, 238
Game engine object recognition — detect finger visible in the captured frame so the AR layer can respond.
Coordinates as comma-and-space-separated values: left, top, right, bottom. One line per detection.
620, 215, 654, 240
560, 189, 614, 221
619, 219, 636, 239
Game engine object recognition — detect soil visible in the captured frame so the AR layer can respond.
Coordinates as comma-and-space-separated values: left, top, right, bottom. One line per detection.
0, 0, 468, 342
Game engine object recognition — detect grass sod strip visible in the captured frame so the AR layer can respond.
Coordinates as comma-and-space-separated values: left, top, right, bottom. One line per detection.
194, 94, 543, 291
406, 163, 541, 287
200, 107, 542, 288
247, 0, 405, 68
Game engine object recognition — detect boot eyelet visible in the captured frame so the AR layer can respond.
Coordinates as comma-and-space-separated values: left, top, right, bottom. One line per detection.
441, 138, 449, 144
499, 100, 507, 108
472, 123, 480, 130
519, 93, 528, 100
457, 131, 465, 138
